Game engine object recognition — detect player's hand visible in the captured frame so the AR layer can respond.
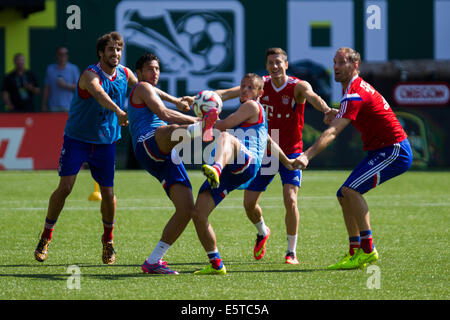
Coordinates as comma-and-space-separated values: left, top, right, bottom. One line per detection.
324, 108, 338, 125
283, 159, 298, 171
294, 154, 309, 170
116, 110, 129, 127
181, 95, 195, 107
175, 97, 191, 112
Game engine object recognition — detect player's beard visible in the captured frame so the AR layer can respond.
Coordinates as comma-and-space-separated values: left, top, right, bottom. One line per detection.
106, 58, 119, 69
334, 73, 341, 82
102, 55, 120, 70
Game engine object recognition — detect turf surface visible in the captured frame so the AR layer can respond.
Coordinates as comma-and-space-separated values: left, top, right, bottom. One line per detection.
0, 169, 448, 300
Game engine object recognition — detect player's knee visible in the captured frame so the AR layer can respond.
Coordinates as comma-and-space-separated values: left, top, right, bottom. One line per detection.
166, 123, 181, 133
191, 207, 200, 220
218, 131, 231, 141
339, 186, 358, 198
284, 200, 298, 216
157, 124, 182, 141
100, 188, 115, 202
178, 202, 194, 218
56, 182, 74, 198
284, 193, 297, 208
283, 188, 298, 209
191, 208, 207, 225
174, 209, 193, 227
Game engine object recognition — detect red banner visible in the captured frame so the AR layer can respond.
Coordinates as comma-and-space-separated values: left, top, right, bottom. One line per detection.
393, 82, 450, 106
0, 113, 68, 170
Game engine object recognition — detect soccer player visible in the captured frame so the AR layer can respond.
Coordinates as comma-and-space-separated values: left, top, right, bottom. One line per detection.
184, 48, 333, 264
192, 73, 299, 275
34, 32, 137, 264
34, 32, 139, 264
244, 48, 333, 264
127, 53, 212, 275
296, 47, 413, 270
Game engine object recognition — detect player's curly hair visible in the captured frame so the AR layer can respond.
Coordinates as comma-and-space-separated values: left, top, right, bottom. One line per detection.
96, 31, 124, 60
135, 53, 160, 71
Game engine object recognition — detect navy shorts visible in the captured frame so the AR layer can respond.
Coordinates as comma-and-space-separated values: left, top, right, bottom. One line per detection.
245, 153, 302, 192
337, 138, 413, 197
58, 135, 116, 187
134, 134, 191, 197
199, 149, 257, 206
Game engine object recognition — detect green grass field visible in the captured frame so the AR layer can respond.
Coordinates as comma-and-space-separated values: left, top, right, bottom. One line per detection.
0, 169, 449, 301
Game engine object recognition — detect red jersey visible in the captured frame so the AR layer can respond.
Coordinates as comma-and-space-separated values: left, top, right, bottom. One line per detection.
260, 75, 305, 154
336, 76, 407, 151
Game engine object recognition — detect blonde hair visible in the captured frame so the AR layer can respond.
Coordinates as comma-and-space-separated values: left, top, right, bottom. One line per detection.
242, 73, 264, 91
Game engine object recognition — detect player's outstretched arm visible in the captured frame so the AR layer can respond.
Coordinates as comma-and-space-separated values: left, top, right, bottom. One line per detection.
267, 135, 297, 170
295, 81, 336, 125
156, 87, 190, 112
214, 100, 256, 131
297, 117, 351, 169
137, 82, 199, 124
324, 108, 339, 125
80, 70, 128, 126
215, 86, 240, 102
181, 85, 240, 108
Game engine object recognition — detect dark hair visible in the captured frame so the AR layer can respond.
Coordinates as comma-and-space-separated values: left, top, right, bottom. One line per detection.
135, 53, 160, 71
13, 53, 24, 62
265, 47, 287, 62
96, 31, 124, 59
56, 45, 68, 53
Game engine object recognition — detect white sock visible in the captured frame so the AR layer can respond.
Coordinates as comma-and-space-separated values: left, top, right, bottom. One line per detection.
287, 234, 298, 254
254, 218, 268, 236
187, 122, 202, 139
147, 240, 171, 264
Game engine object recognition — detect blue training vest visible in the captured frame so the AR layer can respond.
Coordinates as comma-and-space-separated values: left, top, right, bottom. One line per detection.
234, 102, 268, 168
127, 82, 167, 150
64, 63, 128, 144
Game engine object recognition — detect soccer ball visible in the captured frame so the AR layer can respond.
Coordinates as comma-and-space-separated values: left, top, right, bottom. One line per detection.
192, 90, 223, 118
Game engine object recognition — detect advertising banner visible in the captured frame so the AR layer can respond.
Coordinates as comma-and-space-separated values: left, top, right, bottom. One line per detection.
0, 113, 67, 170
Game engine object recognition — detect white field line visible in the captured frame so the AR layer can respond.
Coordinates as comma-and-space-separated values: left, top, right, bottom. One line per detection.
1, 193, 449, 205
0, 195, 450, 214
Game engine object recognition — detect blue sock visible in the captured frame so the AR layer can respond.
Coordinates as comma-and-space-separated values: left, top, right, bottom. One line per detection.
207, 251, 223, 270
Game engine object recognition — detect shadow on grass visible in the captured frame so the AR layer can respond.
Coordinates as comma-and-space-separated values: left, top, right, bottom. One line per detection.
0, 261, 327, 280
